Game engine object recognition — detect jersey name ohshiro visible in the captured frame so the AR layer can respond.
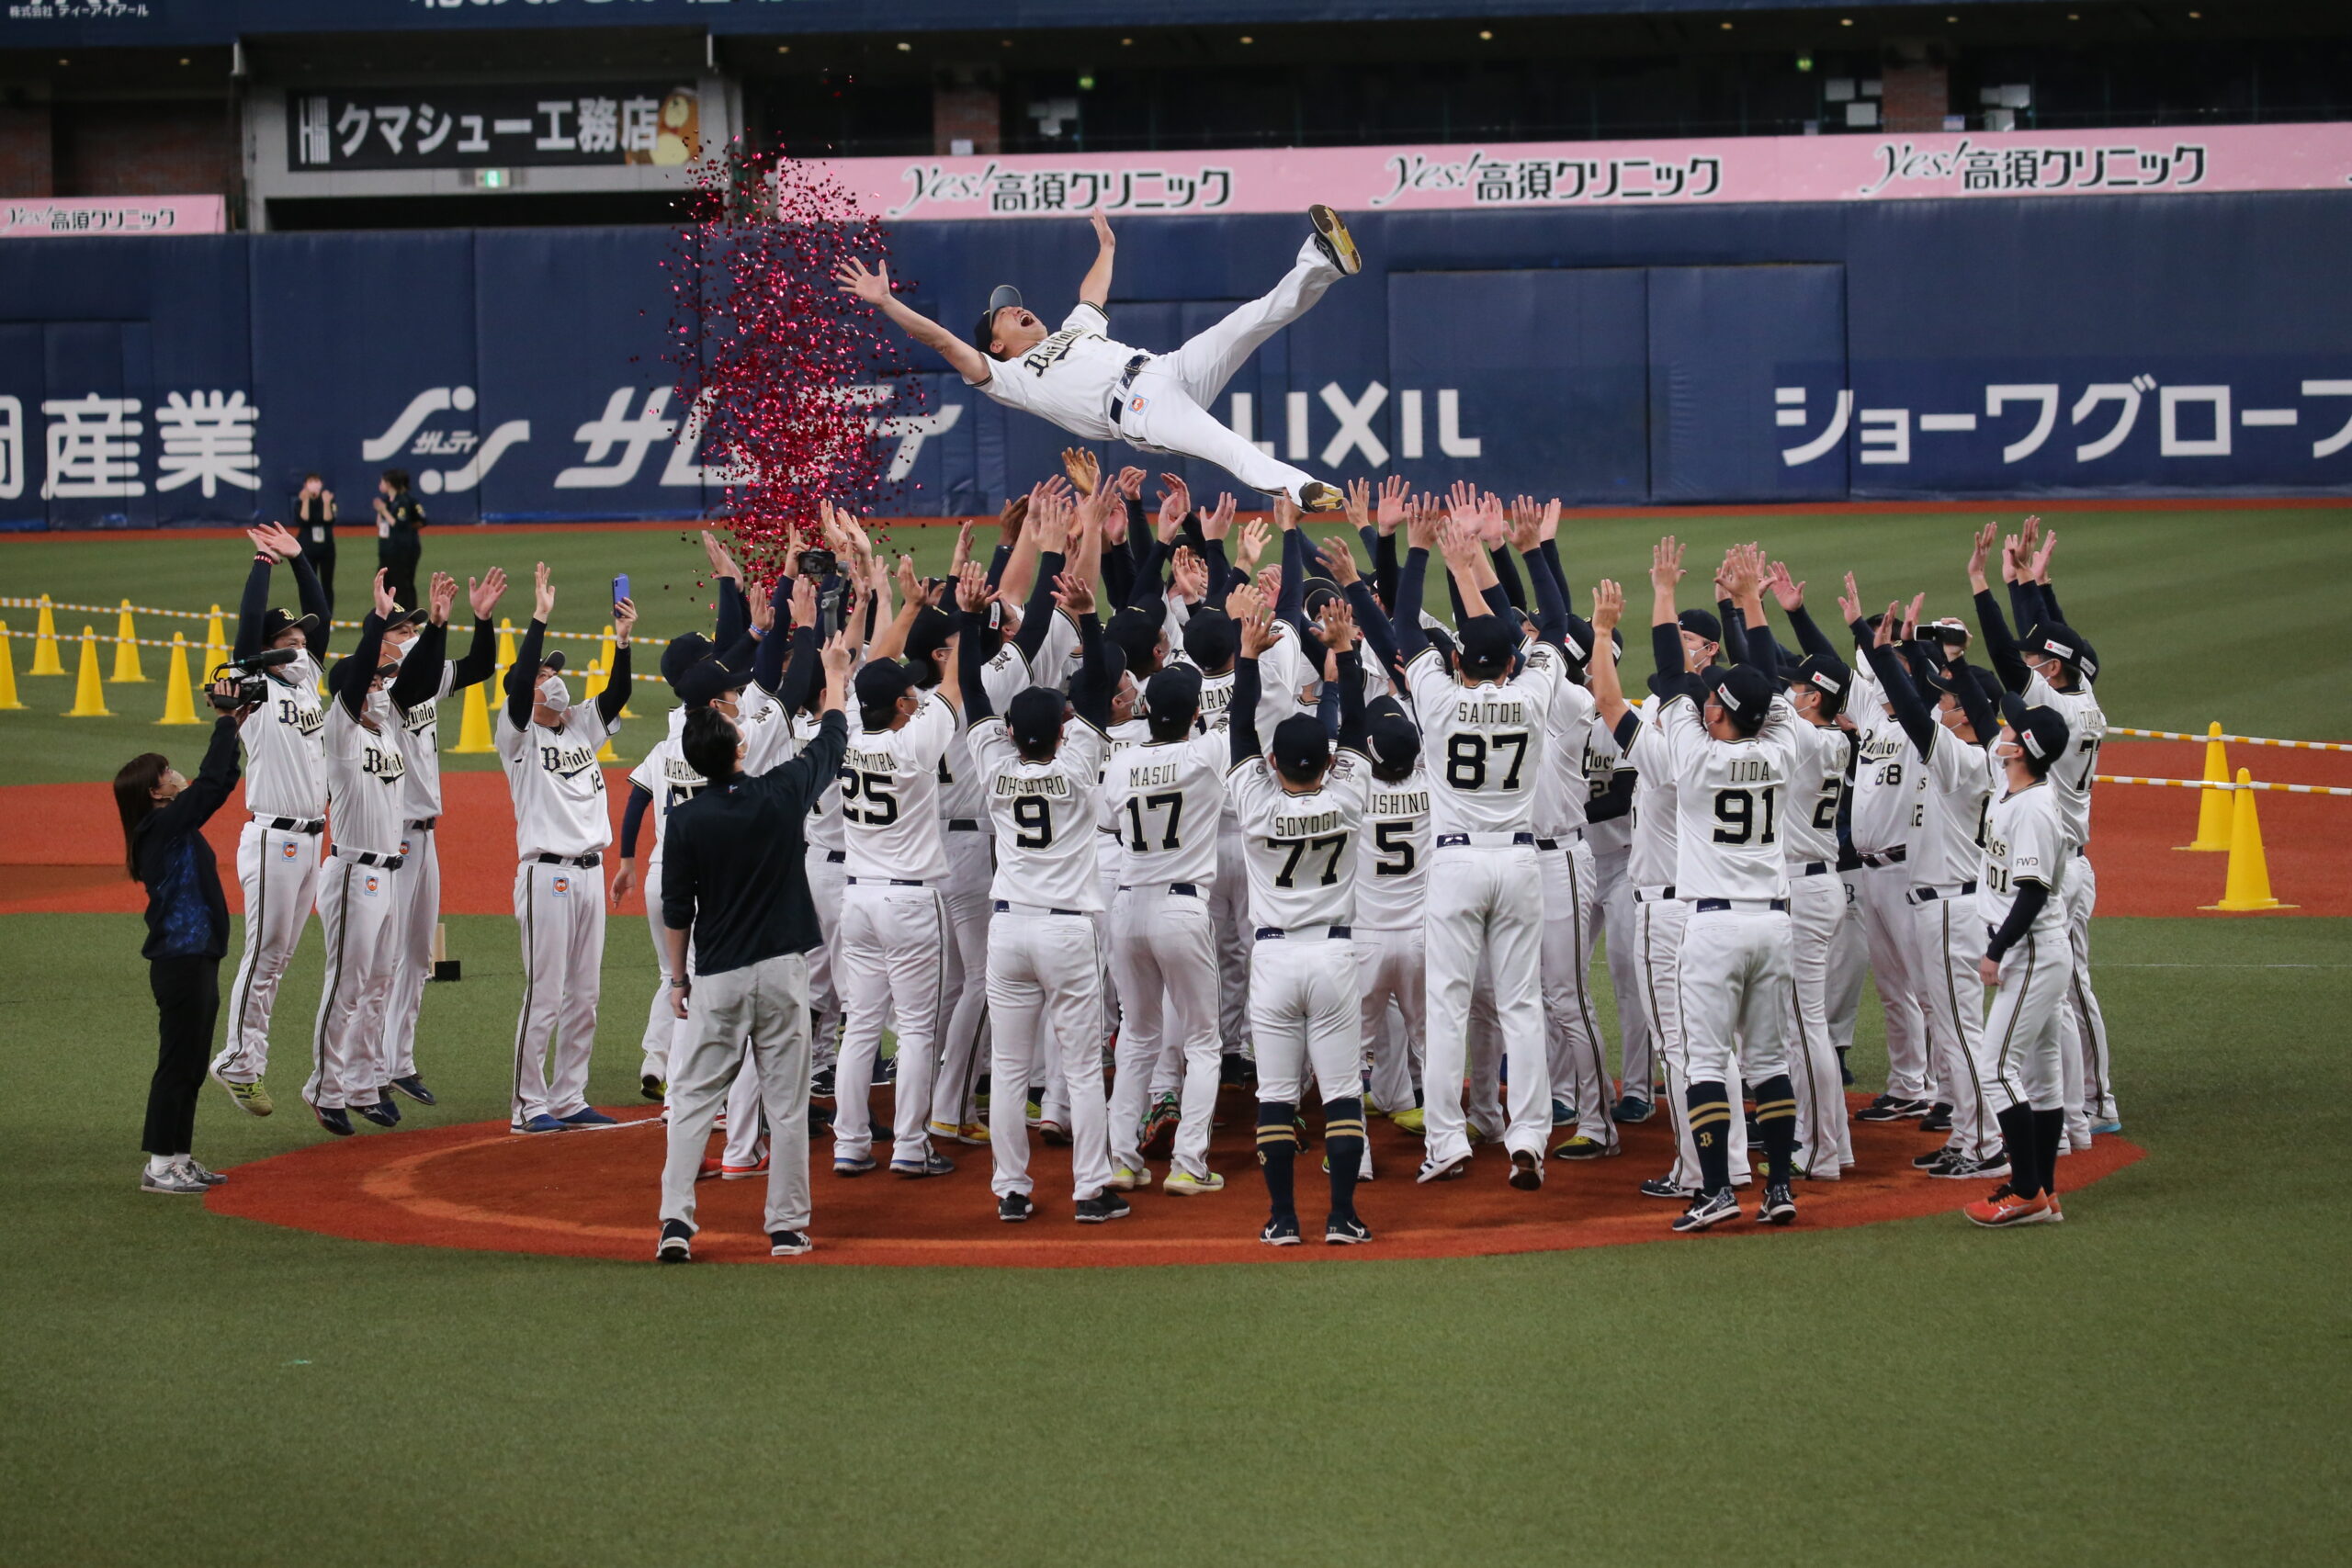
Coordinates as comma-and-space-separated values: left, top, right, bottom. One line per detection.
992, 773, 1074, 799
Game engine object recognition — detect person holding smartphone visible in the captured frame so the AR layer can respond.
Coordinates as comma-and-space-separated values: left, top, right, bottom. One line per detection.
115, 677, 254, 1193
296, 473, 337, 615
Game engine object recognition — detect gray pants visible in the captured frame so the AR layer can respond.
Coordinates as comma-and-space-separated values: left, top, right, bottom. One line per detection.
660, 952, 813, 1236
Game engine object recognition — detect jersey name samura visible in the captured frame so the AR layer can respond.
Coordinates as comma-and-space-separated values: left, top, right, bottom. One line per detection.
239, 657, 328, 819
1228, 748, 1371, 930
969, 716, 1111, 910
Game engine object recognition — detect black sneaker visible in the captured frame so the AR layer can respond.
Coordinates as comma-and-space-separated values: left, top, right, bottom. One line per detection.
1508, 1148, 1544, 1191
1325, 1213, 1373, 1246
1913, 1145, 1959, 1169
1756, 1183, 1797, 1225
639, 1073, 664, 1103
1672, 1188, 1742, 1234
810, 1066, 836, 1100
1307, 204, 1363, 276
768, 1230, 813, 1257
1931, 1150, 2011, 1181
1638, 1175, 1694, 1200
1219, 1054, 1251, 1089
353, 1097, 399, 1129
1856, 1094, 1923, 1122
390, 1074, 437, 1106
1073, 1192, 1131, 1224
1261, 1213, 1303, 1247
998, 1192, 1034, 1224
889, 1151, 956, 1179
655, 1219, 693, 1263
311, 1103, 356, 1137
1838, 1048, 1855, 1087
1920, 1103, 1954, 1134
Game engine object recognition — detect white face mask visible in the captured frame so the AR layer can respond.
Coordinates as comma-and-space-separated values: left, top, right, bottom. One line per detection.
538, 677, 571, 715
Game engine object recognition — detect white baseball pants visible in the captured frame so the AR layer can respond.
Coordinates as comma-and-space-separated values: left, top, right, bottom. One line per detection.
660, 952, 813, 1235
1109, 886, 1221, 1181
1212, 829, 1253, 1056
2065, 854, 2117, 1127
1857, 860, 1933, 1100
835, 880, 948, 1166
1422, 842, 1550, 1167
1984, 927, 2068, 1113
1639, 893, 1750, 1190
636, 849, 688, 1083
1827, 869, 1867, 1052
1913, 887, 1999, 1161
1355, 925, 1425, 1116
986, 911, 1111, 1201
382, 821, 439, 1082
1785, 869, 1854, 1176
1591, 843, 1654, 1098
1247, 933, 1362, 1108
1679, 907, 1795, 1089
304, 853, 401, 1111
1540, 838, 1615, 1150
511, 858, 605, 1125
805, 846, 846, 1072
214, 818, 321, 1085
932, 829, 996, 1133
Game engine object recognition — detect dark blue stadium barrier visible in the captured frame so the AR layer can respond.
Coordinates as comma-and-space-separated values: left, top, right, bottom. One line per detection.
2, 190, 2348, 529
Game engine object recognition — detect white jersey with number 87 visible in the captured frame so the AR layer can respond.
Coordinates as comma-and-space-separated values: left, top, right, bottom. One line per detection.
1405, 645, 1560, 837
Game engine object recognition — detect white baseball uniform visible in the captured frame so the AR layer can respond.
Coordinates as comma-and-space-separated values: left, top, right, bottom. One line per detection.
381, 655, 458, 1086
1583, 732, 1652, 1102
497, 689, 620, 1127
305, 693, 408, 1113
1406, 640, 1557, 1173
214, 658, 325, 1089
1532, 663, 1613, 1151
933, 644, 1029, 1138
971, 712, 1113, 1202
1849, 662, 1934, 1102
834, 692, 954, 1168
793, 707, 848, 1075
1906, 712, 2002, 1161
626, 712, 702, 1082
1979, 777, 2072, 1116
1355, 763, 1431, 1120
1782, 716, 1857, 1176
1102, 728, 1227, 1181
2030, 671, 2115, 1139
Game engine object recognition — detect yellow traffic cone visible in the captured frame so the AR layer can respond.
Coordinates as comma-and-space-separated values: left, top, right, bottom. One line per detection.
452, 674, 495, 754
110, 599, 147, 682
64, 626, 110, 716
583, 661, 619, 761
0, 620, 24, 710
2202, 769, 2295, 913
2177, 721, 2231, 851
158, 633, 200, 725
204, 604, 228, 673
30, 594, 63, 675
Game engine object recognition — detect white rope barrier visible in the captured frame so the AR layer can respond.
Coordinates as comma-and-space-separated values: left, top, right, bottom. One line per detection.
2096, 774, 2352, 798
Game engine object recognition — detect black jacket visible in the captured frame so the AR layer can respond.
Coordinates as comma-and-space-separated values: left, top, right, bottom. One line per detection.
661, 710, 849, 976
132, 716, 242, 962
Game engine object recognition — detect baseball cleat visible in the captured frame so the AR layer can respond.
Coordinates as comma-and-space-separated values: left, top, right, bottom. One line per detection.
179, 1157, 229, 1187
1508, 1148, 1544, 1191
2090, 1119, 2122, 1136
1295, 481, 1347, 513
353, 1098, 399, 1129
997, 1192, 1035, 1223
1611, 1094, 1654, 1124
1415, 1152, 1471, 1184
311, 1104, 356, 1137
1919, 1104, 1954, 1134
559, 1107, 620, 1129
874, 1055, 898, 1086
832, 1155, 877, 1176
655, 1219, 693, 1263
891, 1152, 956, 1178
639, 1074, 665, 1103
1855, 1094, 1926, 1122
1218, 1054, 1252, 1088
1073, 1192, 1131, 1224
1639, 1176, 1696, 1200
1325, 1213, 1374, 1246
389, 1074, 436, 1107
696, 1156, 724, 1182
925, 1118, 964, 1145
1142, 1092, 1180, 1154
768, 1230, 814, 1258
1108, 1164, 1153, 1191
721, 1156, 771, 1180
1551, 1098, 1577, 1128
1037, 1120, 1071, 1147
1932, 1151, 2010, 1180
1963, 1183, 2055, 1227
1260, 1213, 1303, 1247
1390, 1106, 1426, 1136
1307, 204, 1362, 276
511, 1113, 567, 1134
1756, 1183, 1798, 1225
1024, 1092, 1045, 1125
141, 1163, 209, 1195
1162, 1169, 1225, 1196
210, 1066, 274, 1117
712, 1111, 728, 1133
1672, 1188, 1742, 1233
2045, 1190, 2064, 1221
1552, 1134, 1619, 1160
1913, 1145, 1960, 1169
951, 1122, 989, 1145
810, 1066, 836, 1100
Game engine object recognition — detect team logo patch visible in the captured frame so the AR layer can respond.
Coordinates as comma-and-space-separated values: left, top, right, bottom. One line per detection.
362, 874, 381, 897
400, 838, 412, 857
1126, 395, 1148, 414
552, 875, 571, 898
279, 840, 299, 861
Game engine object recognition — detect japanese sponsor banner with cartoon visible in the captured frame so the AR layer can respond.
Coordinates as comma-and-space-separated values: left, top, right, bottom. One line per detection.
1, 186, 2348, 526
288, 85, 701, 171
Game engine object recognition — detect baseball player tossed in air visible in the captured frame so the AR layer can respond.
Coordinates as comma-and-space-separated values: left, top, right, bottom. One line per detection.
1227, 587, 1375, 1247
379, 568, 503, 1109
1591, 541, 1804, 1234
835, 206, 1362, 513
953, 560, 1130, 1224
209, 523, 333, 1117
497, 562, 634, 1134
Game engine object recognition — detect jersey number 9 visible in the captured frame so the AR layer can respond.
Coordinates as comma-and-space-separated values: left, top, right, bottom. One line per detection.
1012, 795, 1055, 849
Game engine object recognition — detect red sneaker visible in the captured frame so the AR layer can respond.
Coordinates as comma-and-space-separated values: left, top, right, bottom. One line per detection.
721, 1157, 772, 1180
1963, 1182, 2053, 1228
695, 1156, 724, 1182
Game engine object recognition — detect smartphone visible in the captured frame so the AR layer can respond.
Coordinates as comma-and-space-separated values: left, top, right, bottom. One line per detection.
611, 573, 629, 611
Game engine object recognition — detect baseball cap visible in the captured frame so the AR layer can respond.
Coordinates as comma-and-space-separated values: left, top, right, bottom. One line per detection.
1145, 663, 1204, 725
1365, 711, 1420, 774
537, 649, 567, 674
1556, 612, 1596, 666
673, 651, 754, 708
971, 284, 1023, 355
259, 607, 321, 646
661, 631, 714, 691
904, 605, 956, 671
854, 659, 916, 710
1105, 606, 1162, 675
324, 653, 378, 699
1007, 686, 1067, 754
381, 604, 428, 632
1999, 693, 2072, 768
1793, 652, 1850, 714
1456, 614, 1516, 673
1271, 714, 1330, 780
1181, 609, 1238, 671
1302, 581, 1341, 620
1678, 607, 1723, 648
2023, 622, 2098, 682
1703, 663, 1775, 727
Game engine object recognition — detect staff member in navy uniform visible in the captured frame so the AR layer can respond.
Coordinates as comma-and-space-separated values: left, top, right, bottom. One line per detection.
375, 468, 426, 614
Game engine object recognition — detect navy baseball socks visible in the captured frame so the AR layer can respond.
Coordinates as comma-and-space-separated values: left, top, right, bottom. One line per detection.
1321, 1095, 1365, 1228
1257, 1101, 1299, 1221
1687, 1082, 1736, 1194
1996, 1104, 2040, 1197
1750, 1074, 1799, 1184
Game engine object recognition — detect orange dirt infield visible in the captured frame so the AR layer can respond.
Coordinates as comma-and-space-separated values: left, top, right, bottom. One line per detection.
7, 739, 2344, 918
207, 1092, 2143, 1267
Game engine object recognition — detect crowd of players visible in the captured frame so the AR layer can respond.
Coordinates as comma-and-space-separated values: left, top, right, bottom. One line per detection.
187, 468, 2116, 1248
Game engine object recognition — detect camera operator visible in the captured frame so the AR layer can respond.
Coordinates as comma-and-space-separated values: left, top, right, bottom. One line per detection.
115, 675, 257, 1194
209, 522, 335, 1119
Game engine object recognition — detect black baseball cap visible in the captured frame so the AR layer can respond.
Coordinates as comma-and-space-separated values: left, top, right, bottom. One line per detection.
1703, 663, 1775, 727
1999, 693, 2072, 769
1302, 581, 1341, 621
1145, 663, 1203, 726
904, 606, 956, 671
854, 659, 916, 710
381, 604, 428, 631
1182, 610, 1238, 671
1557, 611, 1596, 666
673, 651, 753, 708
1008, 686, 1067, 753
259, 607, 321, 646
1105, 606, 1162, 676
2023, 621, 2098, 682
661, 631, 714, 691
1365, 711, 1420, 775
1678, 607, 1723, 648
972, 284, 1023, 355
1793, 652, 1850, 715
1271, 714, 1330, 780
1456, 614, 1516, 673
324, 652, 385, 698
537, 649, 567, 674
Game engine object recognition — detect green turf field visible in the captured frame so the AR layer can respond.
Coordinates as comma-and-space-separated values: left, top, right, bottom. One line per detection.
0, 910, 2344, 1566
2, 503, 2348, 787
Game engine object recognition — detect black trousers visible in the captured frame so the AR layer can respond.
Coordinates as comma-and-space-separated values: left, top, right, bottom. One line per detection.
380, 547, 420, 615
301, 541, 336, 616
145, 956, 220, 1156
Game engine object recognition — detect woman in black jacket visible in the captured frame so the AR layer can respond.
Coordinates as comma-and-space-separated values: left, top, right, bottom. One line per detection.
114, 679, 252, 1195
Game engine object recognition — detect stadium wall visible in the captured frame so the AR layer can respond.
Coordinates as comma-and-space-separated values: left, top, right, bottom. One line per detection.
0, 190, 2347, 528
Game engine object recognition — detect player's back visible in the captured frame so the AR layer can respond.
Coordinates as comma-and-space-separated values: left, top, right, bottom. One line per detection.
1980, 780, 2069, 931
1407, 649, 1557, 838
1781, 719, 1850, 869
789, 709, 846, 852
971, 718, 1109, 910
1229, 748, 1371, 931
840, 691, 952, 884
2030, 672, 2103, 849
1355, 762, 1433, 930
1663, 698, 1798, 903
1916, 728, 1998, 886
1103, 730, 1226, 887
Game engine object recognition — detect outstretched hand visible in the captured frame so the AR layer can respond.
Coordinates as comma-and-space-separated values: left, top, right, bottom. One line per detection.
468, 566, 507, 621
1836, 571, 1864, 626
1591, 579, 1624, 634
1650, 536, 1687, 593
533, 560, 556, 621
1765, 559, 1804, 613
833, 256, 892, 306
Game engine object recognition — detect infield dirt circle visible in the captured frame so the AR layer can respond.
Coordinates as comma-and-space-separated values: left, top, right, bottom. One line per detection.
208, 1090, 2143, 1266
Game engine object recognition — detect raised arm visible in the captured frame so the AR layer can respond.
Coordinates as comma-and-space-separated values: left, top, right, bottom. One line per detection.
447, 572, 503, 690
234, 549, 273, 660
1320, 600, 1369, 754
597, 593, 637, 727
1228, 590, 1272, 768
390, 620, 447, 712
337, 576, 391, 722
288, 550, 332, 658
1966, 523, 2032, 694
1065, 575, 1112, 731
148, 709, 246, 845
833, 256, 994, 387
1846, 583, 1937, 755
505, 562, 553, 728
953, 563, 996, 725
1722, 544, 1776, 677
1078, 210, 1116, 312
1766, 559, 1837, 660
1012, 490, 1073, 665
1390, 502, 1436, 662
1588, 580, 1632, 731
1320, 535, 1402, 684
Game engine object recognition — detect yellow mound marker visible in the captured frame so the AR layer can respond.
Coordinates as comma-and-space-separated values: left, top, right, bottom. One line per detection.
30, 595, 63, 676
2202, 769, 2294, 913
110, 599, 147, 682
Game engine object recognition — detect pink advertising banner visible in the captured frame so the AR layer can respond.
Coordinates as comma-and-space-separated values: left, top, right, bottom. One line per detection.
819, 122, 2352, 222
1, 196, 226, 238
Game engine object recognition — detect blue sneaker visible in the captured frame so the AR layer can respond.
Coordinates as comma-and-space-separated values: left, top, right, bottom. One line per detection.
558, 1107, 620, 1129
833, 1154, 877, 1177
1612, 1094, 1654, 1124
311, 1103, 356, 1137
890, 1151, 956, 1179
512, 1114, 567, 1134
1550, 1098, 1575, 1127
388, 1074, 437, 1106
2090, 1120, 2122, 1136
353, 1097, 399, 1129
